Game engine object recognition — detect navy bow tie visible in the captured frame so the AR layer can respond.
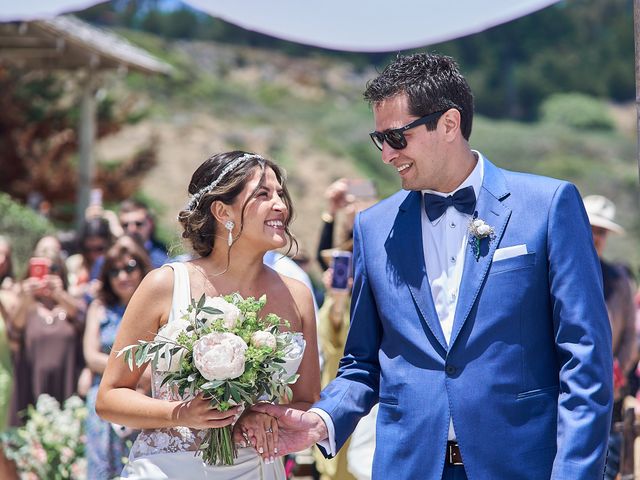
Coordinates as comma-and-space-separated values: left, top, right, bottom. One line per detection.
424, 186, 476, 222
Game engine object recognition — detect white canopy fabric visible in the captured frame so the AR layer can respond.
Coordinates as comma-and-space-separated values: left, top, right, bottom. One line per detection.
2, 0, 561, 52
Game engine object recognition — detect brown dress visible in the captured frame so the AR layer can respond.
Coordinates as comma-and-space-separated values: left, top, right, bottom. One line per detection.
9, 306, 84, 426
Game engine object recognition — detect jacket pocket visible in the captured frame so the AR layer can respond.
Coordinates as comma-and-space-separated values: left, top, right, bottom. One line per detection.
378, 395, 398, 406
516, 385, 559, 400
490, 252, 536, 275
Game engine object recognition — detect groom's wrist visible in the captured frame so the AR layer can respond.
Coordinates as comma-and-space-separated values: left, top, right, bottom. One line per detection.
304, 410, 329, 442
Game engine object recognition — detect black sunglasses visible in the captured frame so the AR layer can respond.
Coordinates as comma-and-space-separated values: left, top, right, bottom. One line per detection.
107, 259, 139, 278
121, 220, 145, 229
369, 110, 446, 151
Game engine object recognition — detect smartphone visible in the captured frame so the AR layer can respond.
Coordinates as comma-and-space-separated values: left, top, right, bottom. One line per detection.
331, 251, 352, 290
29, 257, 50, 279
89, 188, 103, 208
347, 179, 377, 201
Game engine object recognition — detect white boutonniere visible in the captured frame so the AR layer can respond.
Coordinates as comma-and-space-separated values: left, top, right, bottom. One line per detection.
468, 217, 495, 261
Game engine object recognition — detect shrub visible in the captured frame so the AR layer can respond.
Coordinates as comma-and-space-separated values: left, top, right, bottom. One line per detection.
540, 93, 615, 130
0, 193, 55, 277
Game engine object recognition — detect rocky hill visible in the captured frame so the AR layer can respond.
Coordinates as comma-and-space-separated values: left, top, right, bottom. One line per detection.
93, 31, 640, 273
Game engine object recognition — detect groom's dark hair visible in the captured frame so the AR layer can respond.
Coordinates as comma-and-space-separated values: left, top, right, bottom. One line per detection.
364, 53, 474, 140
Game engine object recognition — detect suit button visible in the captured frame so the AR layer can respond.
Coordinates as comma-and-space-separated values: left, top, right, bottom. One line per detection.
445, 365, 457, 375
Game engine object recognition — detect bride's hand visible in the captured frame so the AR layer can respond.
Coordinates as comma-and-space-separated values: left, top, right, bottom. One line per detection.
172, 393, 242, 430
233, 409, 278, 463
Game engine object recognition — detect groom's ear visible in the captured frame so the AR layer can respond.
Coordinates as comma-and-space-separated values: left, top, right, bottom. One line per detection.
210, 200, 233, 225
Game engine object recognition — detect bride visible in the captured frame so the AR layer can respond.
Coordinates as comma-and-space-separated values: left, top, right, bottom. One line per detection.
96, 151, 321, 479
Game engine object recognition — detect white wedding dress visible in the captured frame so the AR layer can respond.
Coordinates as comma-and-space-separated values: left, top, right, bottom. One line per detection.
121, 262, 299, 480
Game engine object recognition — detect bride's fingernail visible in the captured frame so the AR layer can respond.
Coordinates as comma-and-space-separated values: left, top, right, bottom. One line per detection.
258, 447, 264, 454
270, 456, 274, 463
274, 448, 278, 454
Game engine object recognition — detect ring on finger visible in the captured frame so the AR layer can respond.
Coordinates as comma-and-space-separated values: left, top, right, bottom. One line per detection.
266, 427, 273, 433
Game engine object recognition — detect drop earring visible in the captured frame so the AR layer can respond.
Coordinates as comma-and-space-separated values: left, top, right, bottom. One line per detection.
225, 220, 235, 247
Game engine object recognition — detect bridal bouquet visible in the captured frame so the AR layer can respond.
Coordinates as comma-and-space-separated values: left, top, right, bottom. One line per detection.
119, 293, 305, 466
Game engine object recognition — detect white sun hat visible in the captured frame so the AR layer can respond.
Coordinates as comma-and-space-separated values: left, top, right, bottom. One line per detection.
582, 195, 625, 235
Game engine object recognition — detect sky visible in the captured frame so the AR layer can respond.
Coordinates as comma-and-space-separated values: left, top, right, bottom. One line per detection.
2, 0, 561, 52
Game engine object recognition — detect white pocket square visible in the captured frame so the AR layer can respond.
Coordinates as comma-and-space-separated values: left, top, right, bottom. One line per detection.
493, 244, 528, 262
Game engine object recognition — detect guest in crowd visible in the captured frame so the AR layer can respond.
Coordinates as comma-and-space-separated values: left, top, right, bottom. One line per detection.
0, 236, 16, 431
66, 217, 114, 301
583, 194, 637, 480
316, 178, 377, 272
8, 238, 85, 426
118, 199, 169, 268
314, 262, 376, 480
83, 235, 151, 479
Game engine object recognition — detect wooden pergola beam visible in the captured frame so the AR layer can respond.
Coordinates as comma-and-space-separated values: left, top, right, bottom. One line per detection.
0, 15, 172, 230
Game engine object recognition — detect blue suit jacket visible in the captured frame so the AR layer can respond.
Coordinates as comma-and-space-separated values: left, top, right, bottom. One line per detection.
314, 159, 613, 479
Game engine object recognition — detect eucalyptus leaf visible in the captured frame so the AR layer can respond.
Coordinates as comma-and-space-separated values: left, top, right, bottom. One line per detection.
197, 294, 206, 309
200, 307, 224, 315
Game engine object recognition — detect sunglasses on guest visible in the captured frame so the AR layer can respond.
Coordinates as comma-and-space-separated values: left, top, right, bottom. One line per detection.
369, 110, 447, 151
121, 220, 145, 229
107, 259, 139, 278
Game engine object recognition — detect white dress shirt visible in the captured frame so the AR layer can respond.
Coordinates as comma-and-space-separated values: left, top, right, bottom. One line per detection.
312, 152, 485, 454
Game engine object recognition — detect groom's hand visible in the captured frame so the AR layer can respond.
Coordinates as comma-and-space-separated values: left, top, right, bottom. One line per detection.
252, 404, 328, 457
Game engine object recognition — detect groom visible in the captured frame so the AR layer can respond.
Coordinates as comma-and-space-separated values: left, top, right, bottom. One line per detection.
258, 53, 613, 479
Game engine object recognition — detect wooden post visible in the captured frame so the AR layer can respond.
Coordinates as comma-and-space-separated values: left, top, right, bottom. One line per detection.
76, 71, 96, 231
620, 407, 636, 477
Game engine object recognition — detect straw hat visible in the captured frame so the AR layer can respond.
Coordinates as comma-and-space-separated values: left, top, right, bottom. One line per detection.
582, 195, 625, 234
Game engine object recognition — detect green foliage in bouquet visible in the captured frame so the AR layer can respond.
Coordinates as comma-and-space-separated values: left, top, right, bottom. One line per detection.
1, 394, 87, 479
119, 293, 304, 466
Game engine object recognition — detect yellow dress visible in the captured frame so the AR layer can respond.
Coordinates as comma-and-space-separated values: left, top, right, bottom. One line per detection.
314, 296, 356, 480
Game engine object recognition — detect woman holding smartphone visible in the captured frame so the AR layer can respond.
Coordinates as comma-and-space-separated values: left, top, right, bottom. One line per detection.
8, 236, 85, 426
84, 236, 151, 479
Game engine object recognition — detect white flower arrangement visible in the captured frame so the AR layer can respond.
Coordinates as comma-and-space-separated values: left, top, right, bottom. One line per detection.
119, 293, 305, 466
468, 217, 495, 260
1, 394, 87, 479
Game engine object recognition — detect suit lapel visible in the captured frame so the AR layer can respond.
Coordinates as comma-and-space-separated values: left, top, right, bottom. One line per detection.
449, 160, 512, 348
387, 191, 448, 351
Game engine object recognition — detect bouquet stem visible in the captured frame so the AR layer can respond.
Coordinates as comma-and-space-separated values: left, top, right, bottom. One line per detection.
200, 425, 237, 466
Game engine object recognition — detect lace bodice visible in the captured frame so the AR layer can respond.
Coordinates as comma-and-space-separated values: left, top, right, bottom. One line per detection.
129, 262, 207, 461
128, 367, 207, 461
128, 262, 306, 463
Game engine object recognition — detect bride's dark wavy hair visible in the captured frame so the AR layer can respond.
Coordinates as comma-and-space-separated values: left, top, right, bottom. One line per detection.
177, 151, 297, 260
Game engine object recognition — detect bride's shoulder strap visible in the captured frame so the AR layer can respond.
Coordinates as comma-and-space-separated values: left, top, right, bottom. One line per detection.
162, 262, 192, 324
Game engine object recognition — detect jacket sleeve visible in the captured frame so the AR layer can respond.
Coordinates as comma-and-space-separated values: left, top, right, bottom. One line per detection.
548, 182, 613, 479
313, 212, 381, 453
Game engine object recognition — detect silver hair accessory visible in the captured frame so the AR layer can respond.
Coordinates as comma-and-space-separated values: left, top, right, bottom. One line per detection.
186, 153, 263, 211
225, 220, 235, 246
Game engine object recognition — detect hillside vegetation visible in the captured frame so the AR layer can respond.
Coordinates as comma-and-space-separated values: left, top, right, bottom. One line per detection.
89, 31, 639, 271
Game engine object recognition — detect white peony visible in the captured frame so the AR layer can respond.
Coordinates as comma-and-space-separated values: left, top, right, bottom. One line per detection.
155, 319, 191, 371
200, 297, 242, 330
193, 332, 247, 380
472, 219, 484, 228
251, 330, 277, 349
